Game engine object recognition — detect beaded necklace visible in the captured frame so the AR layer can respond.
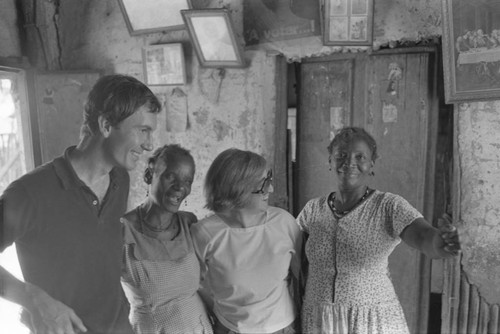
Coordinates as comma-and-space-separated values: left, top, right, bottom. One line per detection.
328, 188, 371, 217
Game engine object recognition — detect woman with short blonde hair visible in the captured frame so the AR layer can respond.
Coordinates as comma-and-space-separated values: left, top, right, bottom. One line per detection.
192, 148, 302, 334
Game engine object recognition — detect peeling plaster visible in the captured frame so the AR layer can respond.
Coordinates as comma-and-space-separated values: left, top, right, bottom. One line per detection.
193, 107, 209, 126
238, 109, 251, 128
213, 120, 231, 141
458, 104, 500, 304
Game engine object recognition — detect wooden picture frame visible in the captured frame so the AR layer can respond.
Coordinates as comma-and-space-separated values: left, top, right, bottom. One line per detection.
181, 9, 245, 68
118, 0, 192, 35
322, 0, 373, 46
442, 0, 500, 103
143, 44, 186, 86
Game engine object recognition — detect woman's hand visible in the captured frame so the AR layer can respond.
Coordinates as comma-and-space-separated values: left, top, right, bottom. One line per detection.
433, 213, 461, 257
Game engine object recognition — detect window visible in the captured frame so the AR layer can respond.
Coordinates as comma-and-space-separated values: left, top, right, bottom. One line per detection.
0, 66, 35, 334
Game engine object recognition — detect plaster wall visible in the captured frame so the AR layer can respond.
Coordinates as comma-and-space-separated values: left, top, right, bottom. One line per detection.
457, 103, 500, 304
0, 0, 21, 58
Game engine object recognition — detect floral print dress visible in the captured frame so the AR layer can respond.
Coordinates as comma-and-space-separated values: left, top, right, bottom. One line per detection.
297, 190, 422, 334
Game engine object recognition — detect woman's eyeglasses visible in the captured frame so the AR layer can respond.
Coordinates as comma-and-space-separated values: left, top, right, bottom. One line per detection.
252, 169, 273, 194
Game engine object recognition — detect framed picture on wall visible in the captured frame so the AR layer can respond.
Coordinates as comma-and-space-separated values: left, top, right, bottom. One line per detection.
442, 0, 500, 103
181, 9, 246, 68
118, 0, 192, 35
143, 44, 186, 86
322, 0, 373, 46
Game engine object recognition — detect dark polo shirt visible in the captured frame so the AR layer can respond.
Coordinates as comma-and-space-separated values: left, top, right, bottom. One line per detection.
0, 147, 133, 334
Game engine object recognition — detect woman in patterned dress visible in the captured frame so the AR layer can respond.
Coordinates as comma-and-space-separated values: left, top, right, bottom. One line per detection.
121, 144, 213, 334
191, 148, 302, 334
297, 127, 460, 334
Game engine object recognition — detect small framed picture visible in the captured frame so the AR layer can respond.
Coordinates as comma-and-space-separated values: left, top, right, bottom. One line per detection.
142, 44, 186, 86
118, 0, 192, 35
181, 9, 246, 68
322, 0, 373, 46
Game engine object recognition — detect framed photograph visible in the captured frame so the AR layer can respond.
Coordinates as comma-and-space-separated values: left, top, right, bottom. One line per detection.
322, 0, 373, 46
118, 0, 192, 35
143, 44, 186, 86
442, 0, 500, 103
181, 9, 245, 68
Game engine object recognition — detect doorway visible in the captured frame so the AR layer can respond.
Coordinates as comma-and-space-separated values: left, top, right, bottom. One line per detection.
290, 48, 442, 334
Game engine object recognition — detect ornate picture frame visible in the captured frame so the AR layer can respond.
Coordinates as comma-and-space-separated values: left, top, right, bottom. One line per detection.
442, 0, 500, 103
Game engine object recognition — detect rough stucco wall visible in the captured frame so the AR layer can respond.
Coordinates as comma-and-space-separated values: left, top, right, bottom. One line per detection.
457, 103, 500, 304
0, 0, 21, 57
57, 0, 275, 218
253, 0, 443, 61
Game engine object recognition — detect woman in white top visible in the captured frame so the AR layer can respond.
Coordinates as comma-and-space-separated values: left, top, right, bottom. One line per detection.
191, 148, 302, 334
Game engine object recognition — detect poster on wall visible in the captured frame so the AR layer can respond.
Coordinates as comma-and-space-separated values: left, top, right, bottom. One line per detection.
243, 0, 321, 46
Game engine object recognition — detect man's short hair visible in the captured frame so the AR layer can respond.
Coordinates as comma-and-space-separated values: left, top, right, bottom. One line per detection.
82, 74, 161, 135
204, 148, 266, 212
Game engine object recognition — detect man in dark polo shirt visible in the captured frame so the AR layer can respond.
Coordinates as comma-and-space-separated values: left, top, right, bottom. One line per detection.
0, 74, 161, 334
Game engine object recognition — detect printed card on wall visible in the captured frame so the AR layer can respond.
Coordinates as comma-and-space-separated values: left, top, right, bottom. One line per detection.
166, 88, 188, 132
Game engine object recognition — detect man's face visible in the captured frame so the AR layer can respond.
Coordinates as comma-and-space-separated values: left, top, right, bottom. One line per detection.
104, 104, 157, 171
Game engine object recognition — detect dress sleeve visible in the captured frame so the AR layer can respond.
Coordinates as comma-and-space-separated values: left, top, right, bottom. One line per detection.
1, 180, 37, 252
182, 211, 198, 227
296, 199, 315, 234
385, 194, 424, 238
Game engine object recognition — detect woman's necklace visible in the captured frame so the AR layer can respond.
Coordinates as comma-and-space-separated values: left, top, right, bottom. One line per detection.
329, 188, 371, 217
137, 206, 179, 239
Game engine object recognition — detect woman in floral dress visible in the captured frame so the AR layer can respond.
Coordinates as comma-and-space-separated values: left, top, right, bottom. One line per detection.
297, 127, 460, 334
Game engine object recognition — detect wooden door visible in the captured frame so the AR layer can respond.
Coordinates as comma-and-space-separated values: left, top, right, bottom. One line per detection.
296, 49, 438, 334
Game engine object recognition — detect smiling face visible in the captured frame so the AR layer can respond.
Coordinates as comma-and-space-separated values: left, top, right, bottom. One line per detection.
150, 154, 195, 213
330, 139, 374, 191
103, 104, 157, 171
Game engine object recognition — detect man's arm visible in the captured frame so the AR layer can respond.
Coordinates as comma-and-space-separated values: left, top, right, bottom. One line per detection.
0, 266, 87, 334
1, 185, 87, 334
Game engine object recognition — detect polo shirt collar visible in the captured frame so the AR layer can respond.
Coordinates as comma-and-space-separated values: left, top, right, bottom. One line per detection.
53, 146, 126, 191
